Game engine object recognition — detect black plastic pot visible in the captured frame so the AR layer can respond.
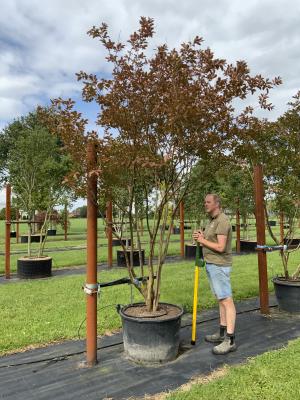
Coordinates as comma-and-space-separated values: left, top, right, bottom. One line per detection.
173, 227, 180, 234
47, 229, 57, 236
232, 225, 236, 232
112, 238, 132, 247
10, 231, 17, 238
239, 239, 257, 252
185, 244, 204, 259
273, 277, 300, 313
17, 257, 52, 279
269, 220, 277, 227
117, 249, 145, 267
20, 235, 46, 243
119, 302, 183, 363
184, 225, 191, 230
284, 238, 300, 246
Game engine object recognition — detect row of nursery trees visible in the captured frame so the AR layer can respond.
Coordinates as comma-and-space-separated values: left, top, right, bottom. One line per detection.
0, 112, 74, 257
1, 18, 299, 311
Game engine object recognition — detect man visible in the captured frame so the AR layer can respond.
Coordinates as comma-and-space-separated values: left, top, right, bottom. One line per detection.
193, 193, 236, 355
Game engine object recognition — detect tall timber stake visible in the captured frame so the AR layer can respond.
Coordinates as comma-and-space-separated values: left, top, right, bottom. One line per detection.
180, 201, 185, 258
236, 197, 241, 254
106, 199, 113, 268
86, 140, 98, 366
253, 164, 269, 314
5, 184, 11, 279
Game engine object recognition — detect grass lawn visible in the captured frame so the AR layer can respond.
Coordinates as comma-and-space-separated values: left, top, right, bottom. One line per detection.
167, 338, 300, 400
1, 218, 299, 275
1, 251, 300, 355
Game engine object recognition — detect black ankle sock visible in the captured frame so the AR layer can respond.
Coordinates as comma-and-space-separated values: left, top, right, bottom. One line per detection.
226, 333, 235, 345
220, 325, 227, 337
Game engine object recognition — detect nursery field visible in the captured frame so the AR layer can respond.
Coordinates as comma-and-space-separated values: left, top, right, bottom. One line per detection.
1, 217, 298, 275
0, 250, 300, 355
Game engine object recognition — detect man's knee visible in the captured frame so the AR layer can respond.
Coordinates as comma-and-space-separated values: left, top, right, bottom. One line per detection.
219, 296, 233, 305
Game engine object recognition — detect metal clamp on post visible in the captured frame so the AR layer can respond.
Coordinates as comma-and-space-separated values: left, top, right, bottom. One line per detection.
256, 245, 287, 252
83, 283, 100, 296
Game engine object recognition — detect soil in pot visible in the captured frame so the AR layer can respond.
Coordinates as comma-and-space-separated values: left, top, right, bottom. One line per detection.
120, 302, 183, 363
273, 277, 300, 313
117, 249, 145, 267
17, 256, 52, 279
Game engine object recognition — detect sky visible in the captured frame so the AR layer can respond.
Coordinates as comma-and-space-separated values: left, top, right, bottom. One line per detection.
0, 0, 300, 208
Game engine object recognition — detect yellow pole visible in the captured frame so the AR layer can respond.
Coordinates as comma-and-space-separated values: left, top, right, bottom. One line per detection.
191, 266, 200, 345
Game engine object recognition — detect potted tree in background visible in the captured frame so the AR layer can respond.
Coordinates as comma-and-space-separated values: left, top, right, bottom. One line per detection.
46, 17, 281, 363
264, 93, 300, 312
6, 116, 72, 278
234, 94, 300, 313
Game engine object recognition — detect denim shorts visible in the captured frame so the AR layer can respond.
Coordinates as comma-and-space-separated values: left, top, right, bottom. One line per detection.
205, 263, 232, 300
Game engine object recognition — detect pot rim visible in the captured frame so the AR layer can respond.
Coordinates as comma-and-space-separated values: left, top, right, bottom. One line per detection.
120, 302, 184, 323
18, 256, 52, 261
272, 276, 300, 286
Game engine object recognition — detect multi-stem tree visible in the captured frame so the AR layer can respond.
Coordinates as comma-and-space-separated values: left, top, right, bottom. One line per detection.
45, 17, 281, 311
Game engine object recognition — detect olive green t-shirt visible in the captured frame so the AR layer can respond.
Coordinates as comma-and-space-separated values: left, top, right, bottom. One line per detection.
202, 212, 232, 266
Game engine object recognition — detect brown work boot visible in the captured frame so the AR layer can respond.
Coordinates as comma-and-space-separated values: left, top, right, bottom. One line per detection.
212, 336, 237, 355
205, 331, 225, 344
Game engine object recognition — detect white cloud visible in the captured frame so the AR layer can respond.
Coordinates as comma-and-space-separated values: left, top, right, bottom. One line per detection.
0, 0, 300, 127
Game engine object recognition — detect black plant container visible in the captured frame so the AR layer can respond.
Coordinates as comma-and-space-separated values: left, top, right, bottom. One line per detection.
273, 277, 300, 313
10, 231, 17, 238
239, 239, 257, 252
47, 229, 57, 236
284, 238, 300, 246
117, 249, 145, 267
112, 238, 132, 247
21, 235, 45, 243
185, 244, 203, 259
119, 302, 183, 363
17, 257, 52, 279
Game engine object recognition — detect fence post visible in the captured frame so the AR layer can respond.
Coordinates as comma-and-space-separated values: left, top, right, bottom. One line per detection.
253, 165, 269, 314
236, 198, 241, 254
5, 184, 11, 279
280, 211, 284, 244
86, 140, 98, 366
180, 201, 185, 257
106, 199, 113, 268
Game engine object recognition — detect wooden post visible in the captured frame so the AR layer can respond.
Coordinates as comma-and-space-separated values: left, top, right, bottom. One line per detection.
5, 184, 11, 279
16, 208, 20, 244
64, 204, 68, 241
180, 201, 184, 257
253, 165, 269, 314
280, 211, 284, 244
140, 218, 144, 237
236, 198, 241, 254
86, 141, 98, 366
106, 199, 113, 268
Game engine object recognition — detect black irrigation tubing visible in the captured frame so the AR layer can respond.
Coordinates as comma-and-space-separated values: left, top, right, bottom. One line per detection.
0, 304, 278, 370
